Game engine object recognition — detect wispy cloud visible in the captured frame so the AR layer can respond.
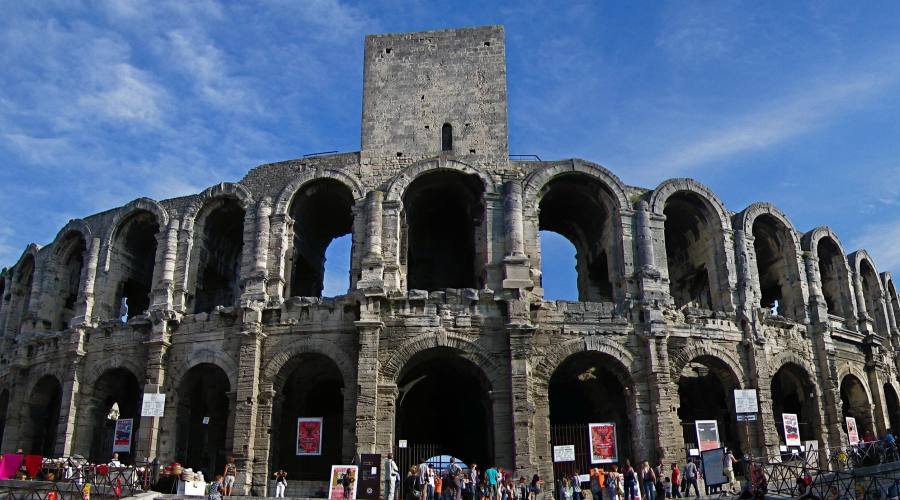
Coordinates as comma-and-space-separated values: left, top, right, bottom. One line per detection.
78, 63, 167, 126
851, 218, 900, 274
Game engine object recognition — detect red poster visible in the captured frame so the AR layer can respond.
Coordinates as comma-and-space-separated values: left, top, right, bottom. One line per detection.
589, 423, 618, 463
297, 417, 323, 456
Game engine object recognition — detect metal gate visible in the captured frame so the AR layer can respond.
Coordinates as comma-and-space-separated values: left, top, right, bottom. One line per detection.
394, 442, 440, 498
550, 424, 592, 486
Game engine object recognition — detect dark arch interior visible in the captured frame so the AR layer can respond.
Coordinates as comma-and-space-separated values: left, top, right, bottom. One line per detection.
549, 351, 632, 472
289, 180, 355, 298
771, 364, 818, 443
55, 234, 86, 330
403, 171, 483, 290
193, 199, 245, 313
176, 364, 231, 478
859, 261, 887, 335
538, 174, 615, 302
26, 375, 61, 456
396, 348, 493, 468
884, 384, 900, 433
664, 193, 717, 310
13, 255, 34, 332
273, 354, 344, 480
89, 368, 141, 464
817, 237, 849, 317
752, 215, 801, 321
0, 390, 8, 450
442, 123, 453, 152
113, 211, 159, 319
840, 375, 873, 438
677, 358, 742, 457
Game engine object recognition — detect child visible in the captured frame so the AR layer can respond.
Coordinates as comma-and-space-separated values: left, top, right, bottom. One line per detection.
663, 477, 672, 499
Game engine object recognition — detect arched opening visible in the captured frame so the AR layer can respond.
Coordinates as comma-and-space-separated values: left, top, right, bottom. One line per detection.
549, 351, 632, 477
817, 237, 851, 318
176, 364, 231, 478
883, 384, 900, 433
10, 255, 35, 333
441, 123, 453, 152
539, 231, 578, 301
0, 390, 9, 451
888, 282, 900, 335
271, 354, 345, 481
51, 233, 86, 330
287, 180, 354, 298
677, 357, 742, 456
403, 171, 484, 291
859, 260, 888, 335
752, 215, 804, 321
87, 368, 141, 464
23, 375, 61, 456
108, 211, 159, 320
663, 192, 722, 310
396, 348, 493, 469
537, 174, 617, 302
770, 364, 819, 444
191, 198, 245, 313
840, 375, 874, 438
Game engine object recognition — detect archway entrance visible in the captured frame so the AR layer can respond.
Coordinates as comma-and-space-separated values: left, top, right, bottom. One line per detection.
840, 375, 874, 439
549, 351, 632, 478
395, 348, 493, 469
884, 384, 900, 433
770, 364, 819, 444
23, 375, 62, 455
677, 357, 742, 457
175, 364, 231, 478
271, 354, 345, 480
88, 369, 141, 463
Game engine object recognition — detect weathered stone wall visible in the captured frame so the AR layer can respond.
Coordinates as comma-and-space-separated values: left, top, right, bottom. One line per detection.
0, 25, 898, 494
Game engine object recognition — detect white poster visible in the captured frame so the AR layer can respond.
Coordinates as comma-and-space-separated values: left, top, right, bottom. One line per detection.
113, 418, 133, 453
782, 413, 801, 447
141, 393, 166, 417
846, 417, 860, 445
733, 389, 759, 414
553, 445, 575, 462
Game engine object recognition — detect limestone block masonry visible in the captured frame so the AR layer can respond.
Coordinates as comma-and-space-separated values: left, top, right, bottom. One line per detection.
2, 25, 900, 495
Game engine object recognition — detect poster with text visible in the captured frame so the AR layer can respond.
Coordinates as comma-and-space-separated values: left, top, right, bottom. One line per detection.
297, 417, 324, 456
112, 418, 133, 453
695, 420, 720, 452
328, 465, 359, 500
782, 413, 801, 447
589, 423, 618, 463
846, 417, 860, 445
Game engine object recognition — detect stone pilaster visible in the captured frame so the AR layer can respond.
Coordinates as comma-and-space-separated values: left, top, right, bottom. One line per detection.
266, 213, 292, 302
152, 220, 180, 311
135, 316, 173, 462
231, 309, 265, 495
359, 191, 386, 291
502, 181, 532, 289
355, 318, 382, 454
72, 237, 101, 326
245, 198, 272, 302
508, 324, 536, 474
55, 327, 87, 456
381, 200, 402, 292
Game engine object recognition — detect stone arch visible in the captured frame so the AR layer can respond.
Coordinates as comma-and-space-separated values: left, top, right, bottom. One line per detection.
46, 223, 91, 331
849, 250, 890, 334
881, 272, 900, 337
102, 198, 168, 271
768, 353, 823, 443
669, 343, 745, 386
384, 158, 498, 203
803, 227, 855, 319
262, 338, 357, 390
181, 182, 255, 232
82, 355, 145, 388
533, 336, 637, 388
649, 178, 732, 231
522, 159, 629, 211
838, 369, 875, 437
837, 364, 874, 404
166, 349, 239, 392
7, 245, 40, 335
21, 373, 62, 456
381, 332, 503, 388
273, 169, 365, 215
52, 219, 93, 247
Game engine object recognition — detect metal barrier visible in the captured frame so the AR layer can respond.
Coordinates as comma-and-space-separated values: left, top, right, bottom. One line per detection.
0, 457, 151, 500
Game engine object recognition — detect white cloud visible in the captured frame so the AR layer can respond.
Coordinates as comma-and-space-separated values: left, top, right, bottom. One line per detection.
78, 63, 167, 126
2, 133, 73, 166
850, 219, 900, 275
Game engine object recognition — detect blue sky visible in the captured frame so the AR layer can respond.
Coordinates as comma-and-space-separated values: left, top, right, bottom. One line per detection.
2, 1, 900, 299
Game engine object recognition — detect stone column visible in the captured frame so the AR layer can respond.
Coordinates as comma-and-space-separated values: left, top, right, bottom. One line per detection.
854, 271, 874, 333
382, 201, 403, 292
246, 198, 272, 302
508, 325, 536, 474
55, 328, 87, 456
359, 192, 385, 290
72, 237, 101, 326
355, 319, 382, 454
502, 181, 532, 289
266, 214, 292, 302
152, 220, 180, 311
135, 319, 172, 462
231, 312, 265, 495
374, 384, 399, 457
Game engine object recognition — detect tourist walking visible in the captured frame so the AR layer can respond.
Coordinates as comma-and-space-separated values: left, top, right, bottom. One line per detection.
222, 457, 237, 497
486, 466, 499, 500
681, 460, 699, 498
723, 448, 738, 494
653, 463, 664, 500
623, 461, 638, 500
669, 464, 680, 498
418, 458, 430, 500
385, 453, 400, 500
571, 473, 582, 500
427, 465, 437, 500
605, 466, 620, 500
590, 468, 604, 500
273, 469, 287, 498
447, 457, 463, 500
470, 464, 480, 500
529, 474, 544, 500
405, 466, 421, 500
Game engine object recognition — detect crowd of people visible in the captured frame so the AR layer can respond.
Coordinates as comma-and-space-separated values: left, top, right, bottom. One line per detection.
384, 454, 545, 500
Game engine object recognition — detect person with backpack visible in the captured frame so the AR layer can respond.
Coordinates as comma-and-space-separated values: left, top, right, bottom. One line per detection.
222, 457, 237, 497
605, 465, 620, 500
207, 475, 225, 500
640, 462, 655, 500
623, 461, 638, 500
681, 460, 699, 498
529, 474, 543, 500
447, 458, 462, 500
405, 466, 421, 500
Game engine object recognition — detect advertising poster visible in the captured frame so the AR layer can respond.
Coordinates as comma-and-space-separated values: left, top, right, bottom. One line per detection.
700, 448, 727, 487
782, 413, 801, 447
695, 420, 720, 452
589, 423, 618, 463
297, 417, 324, 456
846, 417, 860, 445
112, 418, 133, 453
329, 465, 359, 500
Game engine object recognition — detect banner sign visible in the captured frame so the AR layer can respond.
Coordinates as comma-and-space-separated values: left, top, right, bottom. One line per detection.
589, 423, 618, 464
782, 413, 801, 447
297, 417, 324, 456
141, 393, 166, 417
695, 420, 720, 452
846, 417, 860, 445
700, 448, 727, 487
553, 445, 575, 463
329, 465, 359, 500
112, 418, 133, 453
734, 390, 759, 414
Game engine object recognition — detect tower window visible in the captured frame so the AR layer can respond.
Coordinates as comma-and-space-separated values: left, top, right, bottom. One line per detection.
441, 123, 453, 152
